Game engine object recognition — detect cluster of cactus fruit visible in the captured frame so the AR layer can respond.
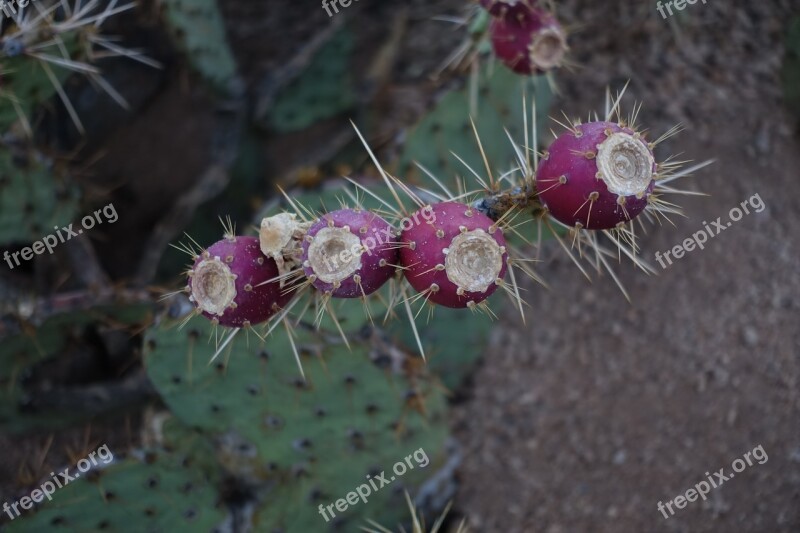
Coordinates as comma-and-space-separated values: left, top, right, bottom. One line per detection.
183, 2, 687, 340
188, 198, 510, 324
184, 88, 695, 346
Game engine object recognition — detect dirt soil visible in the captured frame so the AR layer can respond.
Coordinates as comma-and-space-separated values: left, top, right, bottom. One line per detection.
452, 0, 800, 532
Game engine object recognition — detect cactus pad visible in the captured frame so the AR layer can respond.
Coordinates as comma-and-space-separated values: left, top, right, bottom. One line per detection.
266, 28, 357, 133
6, 446, 226, 532
0, 148, 80, 246
161, 0, 238, 91
143, 308, 449, 530
398, 66, 552, 188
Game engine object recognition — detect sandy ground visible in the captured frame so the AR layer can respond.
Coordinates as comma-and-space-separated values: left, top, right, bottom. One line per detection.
452, 0, 800, 531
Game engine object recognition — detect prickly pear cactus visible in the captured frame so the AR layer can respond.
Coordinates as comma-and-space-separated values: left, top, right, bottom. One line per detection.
0, 148, 80, 246
0, 57, 69, 133
143, 309, 449, 530
181, 65, 556, 398
266, 28, 357, 133
384, 67, 551, 388
161, 0, 238, 90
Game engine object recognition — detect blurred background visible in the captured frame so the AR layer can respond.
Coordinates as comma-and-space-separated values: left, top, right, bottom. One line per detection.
0, 0, 798, 531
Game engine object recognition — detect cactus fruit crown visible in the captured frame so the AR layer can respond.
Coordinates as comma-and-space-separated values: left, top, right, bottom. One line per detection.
308, 226, 363, 282
173, 86, 706, 368
596, 131, 655, 197
191, 252, 238, 315
301, 208, 398, 298
529, 27, 568, 69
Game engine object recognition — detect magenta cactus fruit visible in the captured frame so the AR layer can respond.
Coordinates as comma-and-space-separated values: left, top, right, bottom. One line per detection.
535, 121, 657, 230
489, 7, 567, 75
399, 202, 508, 309
187, 236, 294, 328
480, 0, 540, 20
301, 209, 398, 298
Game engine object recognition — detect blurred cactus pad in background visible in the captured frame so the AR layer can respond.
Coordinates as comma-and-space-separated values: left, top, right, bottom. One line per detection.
2, 1, 799, 532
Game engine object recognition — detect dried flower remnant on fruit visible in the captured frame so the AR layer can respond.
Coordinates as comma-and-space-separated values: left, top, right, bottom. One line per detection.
445, 229, 505, 293
307, 226, 363, 284
596, 132, 654, 197
259, 212, 310, 285
302, 209, 398, 298
191, 256, 238, 316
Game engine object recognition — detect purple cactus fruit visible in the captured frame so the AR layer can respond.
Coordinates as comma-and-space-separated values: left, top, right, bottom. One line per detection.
535, 121, 657, 230
489, 7, 567, 75
187, 236, 295, 328
480, 0, 540, 21
400, 202, 508, 309
301, 209, 398, 298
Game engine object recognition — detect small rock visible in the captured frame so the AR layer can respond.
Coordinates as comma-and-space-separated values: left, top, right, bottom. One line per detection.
742, 326, 760, 347
612, 449, 627, 465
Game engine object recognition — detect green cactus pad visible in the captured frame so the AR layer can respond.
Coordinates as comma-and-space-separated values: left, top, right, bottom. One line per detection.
0, 38, 76, 132
387, 306, 493, 391
267, 28, 357, 133
0, 149, 80, 246
144, 310, 449, 531
6, 445, 226, 532
398, 66, 552, 189
161, 0, 238, 91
